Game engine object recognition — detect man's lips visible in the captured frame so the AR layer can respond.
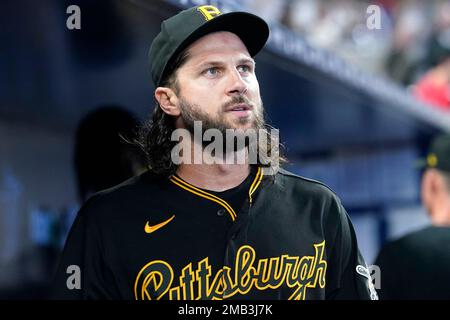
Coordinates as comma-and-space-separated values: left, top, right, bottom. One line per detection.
225, 103, 253, 117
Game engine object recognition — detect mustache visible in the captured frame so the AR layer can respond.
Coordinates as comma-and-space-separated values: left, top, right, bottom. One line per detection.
221, 96, 254, 111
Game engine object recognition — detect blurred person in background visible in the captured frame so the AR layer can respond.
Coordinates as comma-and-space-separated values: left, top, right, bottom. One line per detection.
74, 105, 147, 202
375, 134, 450, 299
286, 0, 393, 76
53, 105, 147, 289
413, 2, 450, 110
413, 44, 450, 110
385, 0, 431, 85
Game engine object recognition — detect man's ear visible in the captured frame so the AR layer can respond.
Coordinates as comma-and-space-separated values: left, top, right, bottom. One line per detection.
155, 87, 181, 116
421, 169, 435, 213
421, 170, 432, 203
422, 169, 443, 206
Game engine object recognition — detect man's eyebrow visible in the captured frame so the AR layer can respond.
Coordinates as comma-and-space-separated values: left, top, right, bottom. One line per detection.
237, 58, 256, 66
196, 60, 225, 68
195, 58, 256, 69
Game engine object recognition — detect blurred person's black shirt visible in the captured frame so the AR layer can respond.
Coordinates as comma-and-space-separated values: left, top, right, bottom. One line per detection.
375, 226, 450, 299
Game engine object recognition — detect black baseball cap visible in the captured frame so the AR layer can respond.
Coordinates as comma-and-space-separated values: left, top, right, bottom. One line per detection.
149, 5, 269, 87
417, 134, 450, 172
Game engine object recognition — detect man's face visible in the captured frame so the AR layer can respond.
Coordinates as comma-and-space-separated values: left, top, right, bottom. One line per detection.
174, 31, 264, 133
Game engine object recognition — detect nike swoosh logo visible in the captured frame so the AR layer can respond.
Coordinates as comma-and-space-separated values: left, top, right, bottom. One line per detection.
144, 215, 175, 234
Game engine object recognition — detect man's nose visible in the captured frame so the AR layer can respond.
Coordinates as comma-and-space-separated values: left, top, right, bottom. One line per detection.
226, 69, 248, 96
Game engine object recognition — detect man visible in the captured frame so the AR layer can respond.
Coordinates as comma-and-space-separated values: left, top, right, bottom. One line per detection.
413, 38, 450, 110
375, 134, 450, 299
51, 5, 376, 300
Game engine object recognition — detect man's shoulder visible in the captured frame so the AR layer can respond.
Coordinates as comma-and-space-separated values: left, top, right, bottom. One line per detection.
275, 168, 340, 203
381, 226, 448, 254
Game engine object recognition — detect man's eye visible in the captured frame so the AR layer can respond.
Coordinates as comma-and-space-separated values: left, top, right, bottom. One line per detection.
204, 67, 218, 76
237, 65, 251, 74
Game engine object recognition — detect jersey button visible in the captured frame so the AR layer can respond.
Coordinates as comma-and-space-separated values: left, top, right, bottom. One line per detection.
217, 208, 225, 216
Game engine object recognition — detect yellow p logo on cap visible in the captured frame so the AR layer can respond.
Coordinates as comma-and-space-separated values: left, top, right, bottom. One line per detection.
427, 153, 438, 167
197, 5, 222, 21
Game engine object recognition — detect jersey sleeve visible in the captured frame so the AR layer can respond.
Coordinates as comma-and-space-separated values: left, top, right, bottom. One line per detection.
49, 198, 120, 299
324, 195, 378, 300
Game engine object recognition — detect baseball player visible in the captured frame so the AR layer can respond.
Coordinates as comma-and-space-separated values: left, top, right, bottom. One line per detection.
375, 134, 450, 299
51, 5, 377, 300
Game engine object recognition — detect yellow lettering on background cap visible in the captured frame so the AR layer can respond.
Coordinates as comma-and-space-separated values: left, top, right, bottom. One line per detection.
197, 5, 222, 21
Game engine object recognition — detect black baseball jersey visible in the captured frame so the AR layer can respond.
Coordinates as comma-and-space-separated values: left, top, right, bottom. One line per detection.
375, 226, 450, 299
51, 166, 377, 300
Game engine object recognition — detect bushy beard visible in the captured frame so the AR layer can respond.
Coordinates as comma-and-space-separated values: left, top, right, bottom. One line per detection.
174, 95, 278, 168
178, 95, 265, 135
178, 95, 266, 156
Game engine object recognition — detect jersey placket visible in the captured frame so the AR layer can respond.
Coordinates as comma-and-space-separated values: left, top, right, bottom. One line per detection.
168, 167, 265, 300
222, 167, 265, 299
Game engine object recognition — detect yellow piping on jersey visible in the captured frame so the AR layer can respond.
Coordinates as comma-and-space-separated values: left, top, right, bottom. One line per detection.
170, 175, 237, 221
249, 167, 263, 206
169, 167, 264, 220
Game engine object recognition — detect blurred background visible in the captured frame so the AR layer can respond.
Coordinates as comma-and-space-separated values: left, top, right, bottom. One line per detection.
1, 0, 450, 299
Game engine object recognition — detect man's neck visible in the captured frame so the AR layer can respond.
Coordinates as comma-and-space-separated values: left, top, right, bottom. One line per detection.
430, 197, 450, 227
176, 163, 250, 192
430, 210, 450, 227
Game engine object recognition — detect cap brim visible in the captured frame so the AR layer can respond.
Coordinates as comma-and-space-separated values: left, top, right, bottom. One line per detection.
159, 11, 269, 86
